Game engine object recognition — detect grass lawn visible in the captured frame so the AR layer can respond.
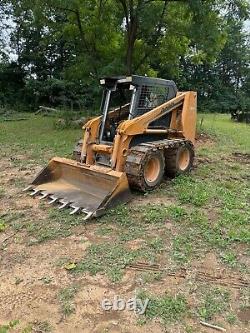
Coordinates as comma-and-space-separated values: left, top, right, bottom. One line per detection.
0, 113, 249, 333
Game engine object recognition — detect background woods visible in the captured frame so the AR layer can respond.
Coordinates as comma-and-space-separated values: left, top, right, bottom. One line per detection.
0, 0, 249, 113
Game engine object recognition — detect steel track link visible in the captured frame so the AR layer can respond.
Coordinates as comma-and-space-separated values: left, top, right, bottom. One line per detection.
125, 139, 193, 191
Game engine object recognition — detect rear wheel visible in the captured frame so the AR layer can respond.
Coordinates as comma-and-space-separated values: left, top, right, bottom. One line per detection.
165, 142, 194, 177
126, 148, 165, 192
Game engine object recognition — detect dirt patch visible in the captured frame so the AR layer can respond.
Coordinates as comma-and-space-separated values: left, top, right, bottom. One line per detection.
125, 239, 145, 250
237, 307, 250, 323
195, 132, 215, 147
197, 252, 219, 271
194, 156, 214, 166
220, 151, 250, 166
232, 152, 250, 164
131, 191, 175, 206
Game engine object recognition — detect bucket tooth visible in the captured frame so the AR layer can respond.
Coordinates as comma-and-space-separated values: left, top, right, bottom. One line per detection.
23, 185, 33, 192
39, 192, 49, 200
27, 157, 132, 218
83, 211, 93, 221
58, 200, 70, 209
48, 196, 58, 205
30, 189, 40, 197
69, 206, 81, 215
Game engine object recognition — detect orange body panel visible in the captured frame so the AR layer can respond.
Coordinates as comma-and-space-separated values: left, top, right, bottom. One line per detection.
82, 91, 197, 172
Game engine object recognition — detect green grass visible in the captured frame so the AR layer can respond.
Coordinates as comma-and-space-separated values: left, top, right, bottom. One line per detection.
198, 113, 249, 153
58, 285, 78, 316
226, 312, 238, 325
138, 290, 188, 324
0, 114, 81, 163
139, 271, 163, 284
172, 176, 211, 207
0, 187, 5, 198
1, 113, 249, 259
172, 234, 194, 263
0, 320, 20, 333
1, 208, 85, 245
74, 236, 166, 282
0, 220, 7, 232
0, 112, 249, 329
141, 204, 169, 224
196, 287, 230, 321
0, 321, 34, 333
74, 241, 140, 282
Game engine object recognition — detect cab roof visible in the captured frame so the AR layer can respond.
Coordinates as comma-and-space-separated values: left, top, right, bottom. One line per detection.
100, 75, 177, 91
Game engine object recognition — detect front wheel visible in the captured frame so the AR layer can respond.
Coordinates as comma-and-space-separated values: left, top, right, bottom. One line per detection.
126, 148, 165, 192
143, 151, 165, 190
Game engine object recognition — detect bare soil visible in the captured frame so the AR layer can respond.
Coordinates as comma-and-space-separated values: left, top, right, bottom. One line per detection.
0, 148, 249, 333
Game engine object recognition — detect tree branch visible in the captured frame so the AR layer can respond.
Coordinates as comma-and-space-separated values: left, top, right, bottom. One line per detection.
74, 9, 89, 52
117, 0, 129, 26
134, 0, 168, 72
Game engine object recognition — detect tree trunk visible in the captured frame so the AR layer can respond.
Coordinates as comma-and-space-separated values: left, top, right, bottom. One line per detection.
126, 19, 137, 74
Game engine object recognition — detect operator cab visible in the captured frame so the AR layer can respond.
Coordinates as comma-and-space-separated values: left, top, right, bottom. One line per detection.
99, 75, 177, 143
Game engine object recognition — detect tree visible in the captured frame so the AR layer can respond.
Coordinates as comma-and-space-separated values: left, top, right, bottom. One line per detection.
0, 0, 249, 112
177, 1, 250, 112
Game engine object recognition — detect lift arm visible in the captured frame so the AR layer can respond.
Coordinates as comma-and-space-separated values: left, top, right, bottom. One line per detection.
117, 91, 197, 144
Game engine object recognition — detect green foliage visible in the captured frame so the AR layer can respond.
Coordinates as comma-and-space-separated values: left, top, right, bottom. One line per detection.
226, 312, 238, 324
197, 288, 230, 321
172, 176, 211, 207
58, 285, 78, 316
0, 320, 19, 333
166, 205, 187, 221
139, 271, 163, 284
0, 220, 7, 232
74, 241, 139, 282
179, 14, 250, 113
101, 205, 133, 226
138, 291, 188, 324
172, 234, 194, 263
0, 62, 26, 110
220, 251, 238, 268
58, 286, 77, 316
142, 204, 168, 224
147, 237, 165, 253
0, 0, 249, 111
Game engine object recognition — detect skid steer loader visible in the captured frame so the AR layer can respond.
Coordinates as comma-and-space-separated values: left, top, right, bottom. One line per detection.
24, 75, 197, 220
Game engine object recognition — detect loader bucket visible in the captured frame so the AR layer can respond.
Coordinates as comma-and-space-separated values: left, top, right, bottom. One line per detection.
24, 157, 132, 220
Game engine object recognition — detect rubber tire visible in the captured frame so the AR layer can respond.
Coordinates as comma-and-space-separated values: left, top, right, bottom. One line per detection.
165, 142, 194, 177
140, 150, 165, 191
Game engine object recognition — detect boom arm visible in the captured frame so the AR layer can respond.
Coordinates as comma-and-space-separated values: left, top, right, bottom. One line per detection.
81, 91, 197, 171
118, 91, 197, 143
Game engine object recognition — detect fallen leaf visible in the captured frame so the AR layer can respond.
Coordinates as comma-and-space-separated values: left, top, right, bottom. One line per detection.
64, 262, 77, 270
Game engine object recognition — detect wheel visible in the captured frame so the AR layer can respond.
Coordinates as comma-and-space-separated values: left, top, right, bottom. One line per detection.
165, 142, 194, 177
125, 148, 165, 192
143, 151, 165, 189
73, 139, 82, 161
